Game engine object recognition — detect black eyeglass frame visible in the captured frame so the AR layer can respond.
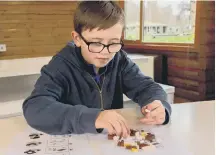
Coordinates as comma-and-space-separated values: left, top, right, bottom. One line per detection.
79, 33, 124, 53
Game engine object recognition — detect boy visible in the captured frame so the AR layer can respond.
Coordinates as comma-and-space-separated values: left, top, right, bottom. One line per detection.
23, 1, 171, 138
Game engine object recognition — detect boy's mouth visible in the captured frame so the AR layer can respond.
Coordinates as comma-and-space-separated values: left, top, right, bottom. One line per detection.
97, 58, 110, 63
97, 58, 109, 60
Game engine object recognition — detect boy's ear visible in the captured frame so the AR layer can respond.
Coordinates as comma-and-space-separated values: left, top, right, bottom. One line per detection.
71, 31, 81, 47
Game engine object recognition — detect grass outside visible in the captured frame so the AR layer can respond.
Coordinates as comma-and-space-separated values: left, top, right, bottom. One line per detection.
125, 34, 195, 44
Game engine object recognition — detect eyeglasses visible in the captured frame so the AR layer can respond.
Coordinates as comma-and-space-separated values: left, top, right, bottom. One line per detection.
79, 33, 124, 53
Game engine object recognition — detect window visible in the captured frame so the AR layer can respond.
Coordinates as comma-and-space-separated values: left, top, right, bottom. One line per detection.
122, 0, 197, 50
124, 0, 140, 41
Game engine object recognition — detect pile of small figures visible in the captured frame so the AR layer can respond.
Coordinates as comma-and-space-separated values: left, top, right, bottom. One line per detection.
108, 129, 161, 152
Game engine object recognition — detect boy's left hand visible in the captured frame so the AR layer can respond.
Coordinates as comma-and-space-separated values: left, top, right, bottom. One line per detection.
139, 100, 165, 125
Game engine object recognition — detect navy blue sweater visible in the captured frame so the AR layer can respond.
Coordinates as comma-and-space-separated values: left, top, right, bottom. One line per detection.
23, 42, 171, 135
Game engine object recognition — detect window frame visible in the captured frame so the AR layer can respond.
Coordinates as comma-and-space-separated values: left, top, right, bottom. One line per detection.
119, 1, 201, 52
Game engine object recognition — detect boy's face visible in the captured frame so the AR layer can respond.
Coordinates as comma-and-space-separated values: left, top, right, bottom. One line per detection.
72, 23, 123, 68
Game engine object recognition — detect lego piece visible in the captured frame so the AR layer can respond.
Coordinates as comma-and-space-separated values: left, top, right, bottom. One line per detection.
108, 134, 116, 140
130, 129, 137, 136
117, 140, 124, 147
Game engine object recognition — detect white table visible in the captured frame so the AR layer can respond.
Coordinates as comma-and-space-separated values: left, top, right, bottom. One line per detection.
0, 100, 215, 155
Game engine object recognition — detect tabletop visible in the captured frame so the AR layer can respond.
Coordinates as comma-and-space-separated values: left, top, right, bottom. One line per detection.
0, 100, 215, 155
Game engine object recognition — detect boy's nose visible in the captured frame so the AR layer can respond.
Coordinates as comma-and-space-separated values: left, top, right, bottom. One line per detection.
100, 47, 110, 54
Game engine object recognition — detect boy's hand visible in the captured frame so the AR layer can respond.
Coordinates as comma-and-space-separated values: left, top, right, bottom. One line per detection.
95, 110, 130, 138
140, 100, 166, 125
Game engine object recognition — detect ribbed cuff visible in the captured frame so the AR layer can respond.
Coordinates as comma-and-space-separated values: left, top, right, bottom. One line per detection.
162, 109, 170, 125
96, 128, 104, 133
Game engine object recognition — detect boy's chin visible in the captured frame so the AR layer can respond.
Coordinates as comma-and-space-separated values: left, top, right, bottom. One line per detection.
94, 63, 107, 68
94, 61, 109, 68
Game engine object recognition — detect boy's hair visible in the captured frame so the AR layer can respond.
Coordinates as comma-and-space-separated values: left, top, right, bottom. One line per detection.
74, 1, 125, 34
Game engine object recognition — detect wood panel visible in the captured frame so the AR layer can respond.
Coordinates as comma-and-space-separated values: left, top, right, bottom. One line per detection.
197, 19, 215, 46
0, 21, 74, 30
1, 28, 72, 40
0, 1, 77, 59
175, 87, 215, 101
0, 14, 74, 22
0, 2, 77, 12
200, 10, 215, 19
0, 44, 64, 60
200, 23, 215, 33
2, 37, 71, 47
168, 77, 214, 93
168, 66, 215, 82
168, 57, 215, 70
175, 87, 202, 101
199, 1, 215, 11
168, 77, 199, 91
199, 31, 215, 45
0, 1, 77, 5
198, 45, 215, 57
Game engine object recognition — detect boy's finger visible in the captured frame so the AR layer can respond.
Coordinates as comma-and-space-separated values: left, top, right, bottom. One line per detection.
107, 123, 115, 135
150, 108, 165, 118
141, 107, 150, 117
141, 103, 158, 114
118, 120, 128, 138
117, 113, 130, 135
140, 117, 155, 123
146, 100, 162, 110
143, 111, 151, 118
145, 121, 157, 125
112, 120, 122, 137
155, 117, 165, 124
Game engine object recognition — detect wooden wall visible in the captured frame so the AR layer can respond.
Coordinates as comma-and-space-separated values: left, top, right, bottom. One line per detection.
124, 1, 215, 102
0, 1, 77, 60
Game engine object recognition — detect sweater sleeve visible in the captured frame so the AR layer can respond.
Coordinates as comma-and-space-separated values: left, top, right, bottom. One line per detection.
23, 56, 101, 135
121, 52, 171, 124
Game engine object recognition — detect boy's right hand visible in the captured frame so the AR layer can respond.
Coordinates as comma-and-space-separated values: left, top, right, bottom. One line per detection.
95, 110, 130, 138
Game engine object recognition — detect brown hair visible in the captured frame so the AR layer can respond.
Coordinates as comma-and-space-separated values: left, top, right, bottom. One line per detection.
73, 1, 125, 34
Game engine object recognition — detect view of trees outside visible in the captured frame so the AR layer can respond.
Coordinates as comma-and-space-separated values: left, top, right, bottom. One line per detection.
124, 0, 196, 43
